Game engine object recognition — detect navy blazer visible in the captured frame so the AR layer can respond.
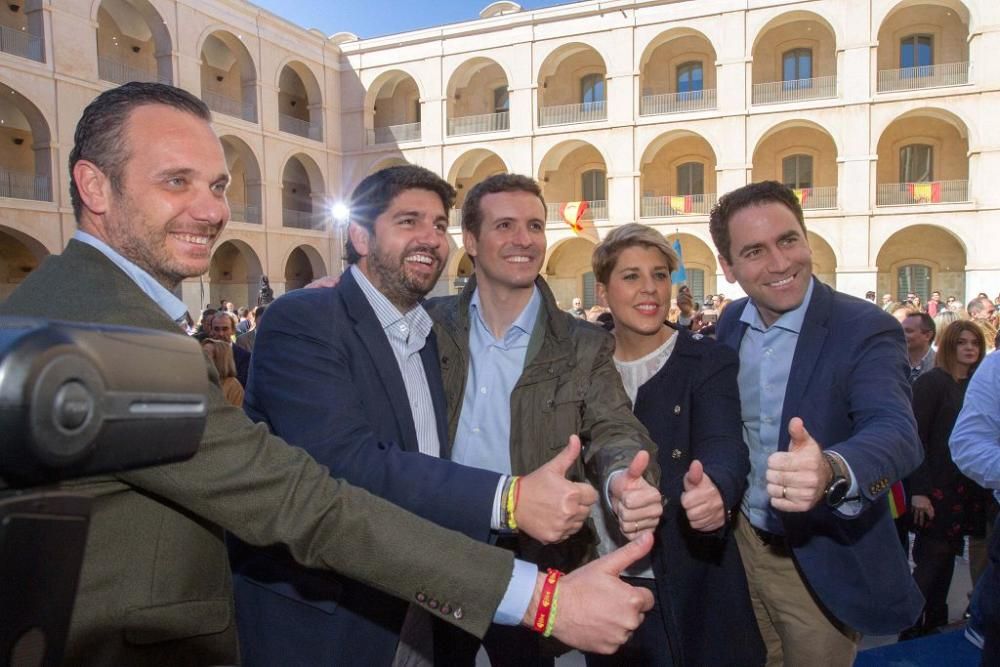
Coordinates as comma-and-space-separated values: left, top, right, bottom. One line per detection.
717, 279, 924, 635
641, 328, 765, 666
230, 269, 502, 666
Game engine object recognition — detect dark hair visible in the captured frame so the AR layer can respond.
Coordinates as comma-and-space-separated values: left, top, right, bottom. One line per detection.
709, 181, 806, 264
69, 82, 211, 221
462, 173, 545, 239
904, 311, 937, 344
252, 305, 266, 320
344, 165, 455, 264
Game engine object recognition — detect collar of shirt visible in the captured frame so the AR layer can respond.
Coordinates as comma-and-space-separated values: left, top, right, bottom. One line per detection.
739, 276, 816, 334
468, 284, 542, 347
73, 229, 188, 323
351, 264, 432, 347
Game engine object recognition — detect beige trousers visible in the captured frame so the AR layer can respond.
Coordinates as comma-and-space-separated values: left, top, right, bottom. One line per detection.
734, 514, 860, 667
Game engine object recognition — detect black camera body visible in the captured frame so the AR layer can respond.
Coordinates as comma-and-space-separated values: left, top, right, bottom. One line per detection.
0, 318, 208, 666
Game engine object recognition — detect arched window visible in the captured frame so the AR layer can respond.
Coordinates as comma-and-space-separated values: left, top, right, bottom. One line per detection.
900, 144, 933, 183
494, 86, 509, 112
782, 49, 813, 90
676, 162, 704, 196
580, 74, 605, 105
582, 271, 596, 308
581, 169, 606, 203
686, 268, 705, 304
897, 265, 931, 303
782, 155, 814, 189
676, 61, 703, 99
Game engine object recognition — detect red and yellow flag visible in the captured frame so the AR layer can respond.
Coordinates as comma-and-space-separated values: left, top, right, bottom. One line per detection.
561, 201, 588, 233
908, 182, 942, 203
669, 195, 693, 214
793, 188, 811, 206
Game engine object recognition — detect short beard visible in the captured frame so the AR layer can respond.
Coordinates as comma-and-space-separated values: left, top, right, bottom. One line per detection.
369, 242, 439, 311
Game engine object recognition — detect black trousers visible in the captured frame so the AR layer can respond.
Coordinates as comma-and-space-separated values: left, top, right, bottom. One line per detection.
911, 532, 963, 628
981, 514, 1000, 667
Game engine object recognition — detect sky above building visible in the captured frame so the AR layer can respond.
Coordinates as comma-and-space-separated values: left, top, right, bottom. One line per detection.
254, 0, 560, 39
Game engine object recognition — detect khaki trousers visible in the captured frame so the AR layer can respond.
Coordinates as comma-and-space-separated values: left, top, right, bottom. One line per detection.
735, 514, 860, 667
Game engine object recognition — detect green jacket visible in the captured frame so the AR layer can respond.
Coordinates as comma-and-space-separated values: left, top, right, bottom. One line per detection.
427, 276, 658, 571
0, 240, 513, 665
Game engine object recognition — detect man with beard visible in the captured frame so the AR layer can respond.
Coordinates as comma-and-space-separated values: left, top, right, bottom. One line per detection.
236, 165, 606, 666
0, 83, 654, 664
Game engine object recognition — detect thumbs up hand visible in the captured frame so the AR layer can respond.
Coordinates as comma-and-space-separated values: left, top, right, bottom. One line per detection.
530, 532, 655, 654
680, 460, 726, 532
765, 417, 832, 512
609, 450, 663, 539
517, 435, 599, 544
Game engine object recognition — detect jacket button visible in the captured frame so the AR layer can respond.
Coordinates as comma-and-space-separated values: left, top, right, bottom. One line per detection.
441, 604, 452, 615
429, 599, 439, 609
453, 607, 463, 620
546, 399, 554, 408
673, 405, 681, 415
671, 449, 682, 459
415, 592, 427, 603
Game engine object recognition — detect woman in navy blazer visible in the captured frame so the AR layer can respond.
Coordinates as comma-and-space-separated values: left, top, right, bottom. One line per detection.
586, 224, 764, 666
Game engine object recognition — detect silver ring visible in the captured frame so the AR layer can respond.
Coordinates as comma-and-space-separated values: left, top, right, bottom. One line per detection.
781, 486, 788, 499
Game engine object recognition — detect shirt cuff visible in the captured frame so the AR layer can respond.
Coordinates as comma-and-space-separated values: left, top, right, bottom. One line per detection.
829, 451, 862, 517
492, 558, 537, 625
491, 475, 509, 531
605, 469, 626, 507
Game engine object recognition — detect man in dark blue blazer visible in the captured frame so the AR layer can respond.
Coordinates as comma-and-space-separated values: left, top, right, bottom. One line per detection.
711, 181, 923, 666
231, 166, 603, 666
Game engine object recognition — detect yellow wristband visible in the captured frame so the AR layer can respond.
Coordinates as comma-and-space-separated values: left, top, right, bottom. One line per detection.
506, 476, 520, 531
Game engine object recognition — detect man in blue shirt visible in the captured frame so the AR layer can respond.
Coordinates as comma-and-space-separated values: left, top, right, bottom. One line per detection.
712, 181, 923, 666
429, 174, 663, 665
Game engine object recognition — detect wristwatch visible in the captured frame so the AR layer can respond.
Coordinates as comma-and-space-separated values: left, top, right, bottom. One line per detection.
822, 452, 850, 508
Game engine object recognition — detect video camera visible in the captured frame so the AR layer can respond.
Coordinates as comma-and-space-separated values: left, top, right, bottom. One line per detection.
0, 318, 209, 666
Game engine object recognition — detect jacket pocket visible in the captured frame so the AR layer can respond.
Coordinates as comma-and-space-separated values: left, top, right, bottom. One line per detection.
124, 598, 231, 645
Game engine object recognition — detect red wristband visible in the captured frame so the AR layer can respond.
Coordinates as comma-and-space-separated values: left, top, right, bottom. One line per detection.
532, 568, 563, 634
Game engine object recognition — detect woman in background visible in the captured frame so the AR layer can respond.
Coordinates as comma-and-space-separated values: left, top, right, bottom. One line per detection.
903, 320, 990, 638
585, 223, 763, 666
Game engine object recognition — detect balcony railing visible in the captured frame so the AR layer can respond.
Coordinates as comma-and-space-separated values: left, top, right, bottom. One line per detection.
98, 56, 164, 85
538, 100, 606, 127
368, 122, 422, 145
877, 62, 970, 93
279, 113, 322, 141
794, 186, 838, 210
545, 200, 608, 223
447, 111, 509, 137
876, 180, 969, 207
282, 209, 328, 230
0, 24, 42, 62
752, 75, 837, 105
640, 193, 717, 218
640, 89, 717, 117
229, 202, 261, 224
202, 89, 256, 123
0, 168, 51, 202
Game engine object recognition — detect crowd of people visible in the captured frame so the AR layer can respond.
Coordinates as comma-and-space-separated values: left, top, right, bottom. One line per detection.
3, 81, 999, 667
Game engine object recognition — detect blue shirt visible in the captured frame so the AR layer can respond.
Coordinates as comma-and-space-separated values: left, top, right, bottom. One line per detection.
73, 230, 188, 324
950, 351, 1000, 503
452, 286, 542, 475
738, 279, 815, 532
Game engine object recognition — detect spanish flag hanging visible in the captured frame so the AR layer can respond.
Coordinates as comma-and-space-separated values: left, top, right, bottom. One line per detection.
908, 182, 942, 203
888, 480, 907, 519
669, 195, 693, 214
561, 201, 588, 234
793, 188, 812, 206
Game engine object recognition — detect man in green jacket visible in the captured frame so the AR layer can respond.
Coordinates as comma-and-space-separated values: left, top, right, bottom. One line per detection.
0, 82, 653, 665
426, 173, 663, 665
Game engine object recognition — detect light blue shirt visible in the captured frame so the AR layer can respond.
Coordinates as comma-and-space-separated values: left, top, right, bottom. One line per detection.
452, 286, 542, 475
950, 351, 1000, 503
738, 279, 861, 532
73, 230, 187, 324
